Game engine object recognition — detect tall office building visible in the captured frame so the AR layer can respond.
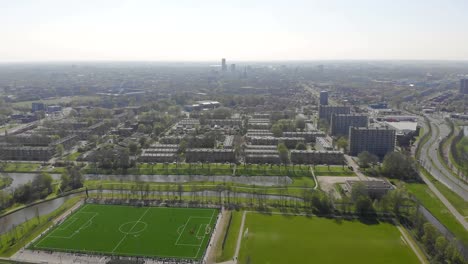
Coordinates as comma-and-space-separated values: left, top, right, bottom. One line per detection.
348, 127, 396, 158
460, 79, 468, 94
221, 58, 227, 71
318, 105, 350, 123
320, 91, 329, 105
330, 114, 368, 136
230, 64, 236, 72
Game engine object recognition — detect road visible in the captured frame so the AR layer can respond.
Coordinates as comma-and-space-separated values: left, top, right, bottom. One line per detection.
417, 115, 468, 231
419, 114, 468, 201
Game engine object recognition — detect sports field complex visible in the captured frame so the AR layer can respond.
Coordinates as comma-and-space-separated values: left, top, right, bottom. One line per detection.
31, 204, 218, 260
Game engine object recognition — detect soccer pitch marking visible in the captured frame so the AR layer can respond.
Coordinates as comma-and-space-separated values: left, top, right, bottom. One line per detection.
44, 212, 99, 240
174, 216, 212, 246
193, 209, 216, 259
112, 208, 150, 253
33, 205, 218, 260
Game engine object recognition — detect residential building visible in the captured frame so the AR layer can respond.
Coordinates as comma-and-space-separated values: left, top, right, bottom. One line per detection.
330, 114, 368, 137
348, 127, 396, 158
318, 106, 350, 122
320, 91, 328, 105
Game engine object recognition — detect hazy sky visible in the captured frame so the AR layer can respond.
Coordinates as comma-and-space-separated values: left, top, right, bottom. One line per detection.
1, 0, 468, 61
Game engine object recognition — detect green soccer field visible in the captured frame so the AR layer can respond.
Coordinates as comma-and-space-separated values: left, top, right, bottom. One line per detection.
238, 213, 420, 264
31, 204, 218, 260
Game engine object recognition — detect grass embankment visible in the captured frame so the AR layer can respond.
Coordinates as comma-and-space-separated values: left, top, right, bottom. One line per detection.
313, 165, 356, 176
235, 164, 311, 177
0, 163, 41, 173
84, 177, 315, 197
0, 196, 83, 257
86, 163, 235, 176
238, 213, 420, 264
405, 181, 468, 246
216, 210, 243, 262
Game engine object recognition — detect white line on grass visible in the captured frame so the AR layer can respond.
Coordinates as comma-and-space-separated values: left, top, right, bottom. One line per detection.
112, 208, 150, 253
194, 209, 215, 259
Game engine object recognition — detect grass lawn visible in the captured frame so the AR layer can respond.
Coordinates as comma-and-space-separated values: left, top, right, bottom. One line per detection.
216, 210, 243, 262
65, 152, 81, 161
31, 204, 218, 259
405, 182, 468, 245
238, 213, 420, 264
0, 163, 41, 173
236, 164, 311, 177
313, 165, 356, 176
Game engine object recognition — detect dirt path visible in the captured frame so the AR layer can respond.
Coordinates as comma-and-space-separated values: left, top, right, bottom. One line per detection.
206, 209, 229, 264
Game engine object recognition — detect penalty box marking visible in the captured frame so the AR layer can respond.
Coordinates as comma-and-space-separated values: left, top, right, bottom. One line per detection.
47, 212, 99, 239
175, 216, 212, 247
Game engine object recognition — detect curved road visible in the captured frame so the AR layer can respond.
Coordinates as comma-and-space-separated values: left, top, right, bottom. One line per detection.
419, 115, 468, 201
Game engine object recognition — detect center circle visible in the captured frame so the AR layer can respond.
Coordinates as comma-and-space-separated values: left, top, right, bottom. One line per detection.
119, 221, 148, 235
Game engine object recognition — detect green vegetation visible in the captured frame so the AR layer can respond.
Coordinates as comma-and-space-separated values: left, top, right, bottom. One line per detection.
236, 164, 311, 177
0, 176, 13, 189
65, 152, 81, 161
405, 182, 468, 245
87, 163, 235, 176
31, 204, 218, 259
238, 213, 420, 264
0, 163, 41, 173
313, 165, 356, 176
216, 210, 242, 262
0, 196, 82, 257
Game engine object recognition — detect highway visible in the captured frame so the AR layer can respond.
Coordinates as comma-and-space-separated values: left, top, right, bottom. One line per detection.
419, 114, 468, 201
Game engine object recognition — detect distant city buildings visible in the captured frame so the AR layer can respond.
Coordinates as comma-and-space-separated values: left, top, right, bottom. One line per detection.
319, 91, 328, 105
230, 64, 236, 72
348, 127, 396, 158
460, 78, 468, 94
221, 58, 227, 71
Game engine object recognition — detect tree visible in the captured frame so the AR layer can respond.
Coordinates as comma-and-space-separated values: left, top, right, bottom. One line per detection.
358, 151, 379, 169
129, 142, 139, 155
350, 182, 367, 202
295, 142, 307, 150
434, 236, 448, 261
271, 124, 283, 137
318, 119, 329, 133
355, 196, 374, 216
278, 143, 290, 164
55, 144, 64, 157
336, 137, 348, 152
381, 152, 418, 180
422, 223, 438, 252
295, 117, 305, 131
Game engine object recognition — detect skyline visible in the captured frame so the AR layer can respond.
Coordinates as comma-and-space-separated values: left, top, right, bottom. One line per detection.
1, 0, 468, 62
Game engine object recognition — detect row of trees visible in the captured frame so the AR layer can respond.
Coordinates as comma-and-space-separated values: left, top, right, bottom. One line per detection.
359, 151, 420, 181
0, 173, 53, 211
